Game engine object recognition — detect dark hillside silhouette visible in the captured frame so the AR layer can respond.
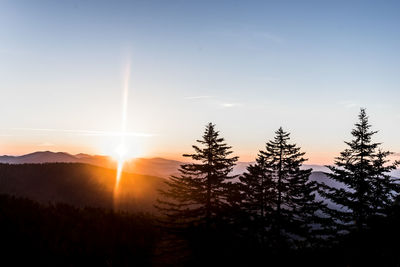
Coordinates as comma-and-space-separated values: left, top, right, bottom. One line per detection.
0, 195, 158, 266
0, 163, 166, 213
0, 152, 183, 178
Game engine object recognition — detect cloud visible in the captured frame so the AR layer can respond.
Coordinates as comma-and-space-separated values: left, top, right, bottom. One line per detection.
338, 100, 360, 109
184, 96, 214, 100
184, 95, 243, 109
221, 103, 243, 108
10, 128, 157, 137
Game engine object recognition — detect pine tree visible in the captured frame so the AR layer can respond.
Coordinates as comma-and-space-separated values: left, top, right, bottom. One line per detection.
370, 150, 399, 215
319, 108, 399, 232
239, 154, 275, 244
240, 127, 322, 248
156, 123, 238, 230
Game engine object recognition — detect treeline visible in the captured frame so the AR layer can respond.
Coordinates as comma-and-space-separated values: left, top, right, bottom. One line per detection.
156, 108, 400, 265
3, 192, 400, 266
0, 194, 159, 266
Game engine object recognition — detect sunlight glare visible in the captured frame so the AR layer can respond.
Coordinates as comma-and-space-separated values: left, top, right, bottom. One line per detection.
114, 59, 131, 198
115, 143, 127, 160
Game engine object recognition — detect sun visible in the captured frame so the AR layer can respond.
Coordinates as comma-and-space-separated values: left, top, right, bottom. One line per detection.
112, 139, 145, 195
114, 142, 127, 196
114, 143, 128, 162
107, 139, 144, 162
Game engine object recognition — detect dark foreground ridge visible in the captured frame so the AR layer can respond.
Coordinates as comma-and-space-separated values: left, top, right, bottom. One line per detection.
2, 194, 400, 266
0, 194, 158, 266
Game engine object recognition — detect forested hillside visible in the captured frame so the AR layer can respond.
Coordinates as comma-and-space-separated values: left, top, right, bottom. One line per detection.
0, 163, 166, 213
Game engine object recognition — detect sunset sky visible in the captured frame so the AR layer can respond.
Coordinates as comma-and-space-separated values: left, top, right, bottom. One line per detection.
1, 0, 400, 164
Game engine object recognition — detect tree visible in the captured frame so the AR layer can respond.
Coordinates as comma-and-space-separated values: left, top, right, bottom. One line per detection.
319, 108, 399, 232
239, 154, 274, 244
156, 122, 238, 230
240, 127, 322, 248
370, 149, 399, 216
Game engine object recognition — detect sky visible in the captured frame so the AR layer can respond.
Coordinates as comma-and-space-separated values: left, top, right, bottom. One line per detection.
1, 0, 400, 164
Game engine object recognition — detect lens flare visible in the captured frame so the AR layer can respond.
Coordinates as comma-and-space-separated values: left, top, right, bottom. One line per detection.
114, 59, 131, 200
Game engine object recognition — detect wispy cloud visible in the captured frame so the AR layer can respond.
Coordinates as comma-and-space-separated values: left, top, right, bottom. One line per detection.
184, 96, 214, 100
0, 132, 48, 136
10, 128, 156, 137
220, 103, 243, 108
338, 100, 360, 109
184, 95, 244, 109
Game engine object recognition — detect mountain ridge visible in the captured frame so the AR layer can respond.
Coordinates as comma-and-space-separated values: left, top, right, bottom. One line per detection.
1, 151, 399, 178
0, 162, 166, 213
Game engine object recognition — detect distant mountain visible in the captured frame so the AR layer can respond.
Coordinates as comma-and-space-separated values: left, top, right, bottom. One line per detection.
309, 171, 346, 190
0, 151, 250, 177
124, 157, 183, 178
0, 163, 166, 213
0, 151, 79, 164
0, 161, 396, 215
231, 162, 332, 176
1, 151, 398, 178
0, 163, 337, 214
0, 151, 179, 178
391, 169, 400, 178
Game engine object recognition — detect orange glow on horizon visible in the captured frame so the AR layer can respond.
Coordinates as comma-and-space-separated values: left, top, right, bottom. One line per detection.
0, 144, 341, 166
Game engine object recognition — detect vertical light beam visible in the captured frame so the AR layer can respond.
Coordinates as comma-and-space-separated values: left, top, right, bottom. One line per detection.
114, 59, 131, 197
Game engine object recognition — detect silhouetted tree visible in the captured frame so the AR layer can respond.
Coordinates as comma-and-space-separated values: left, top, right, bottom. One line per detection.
240, 127, 322, 248
156, 123, 238, 230
319, 108, 399, 232
239, 154, 274, 244
370, 149, 400, 215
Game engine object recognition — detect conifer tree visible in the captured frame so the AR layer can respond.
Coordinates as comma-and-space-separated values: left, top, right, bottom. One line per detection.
156, 123, 238, 230
240, 127, 322, 247
239, 154, 274, 244
370, 150, 399, 215
319, 108, 399, 232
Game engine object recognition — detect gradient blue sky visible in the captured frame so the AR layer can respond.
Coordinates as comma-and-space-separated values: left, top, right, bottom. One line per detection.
1, 0, 399, 163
